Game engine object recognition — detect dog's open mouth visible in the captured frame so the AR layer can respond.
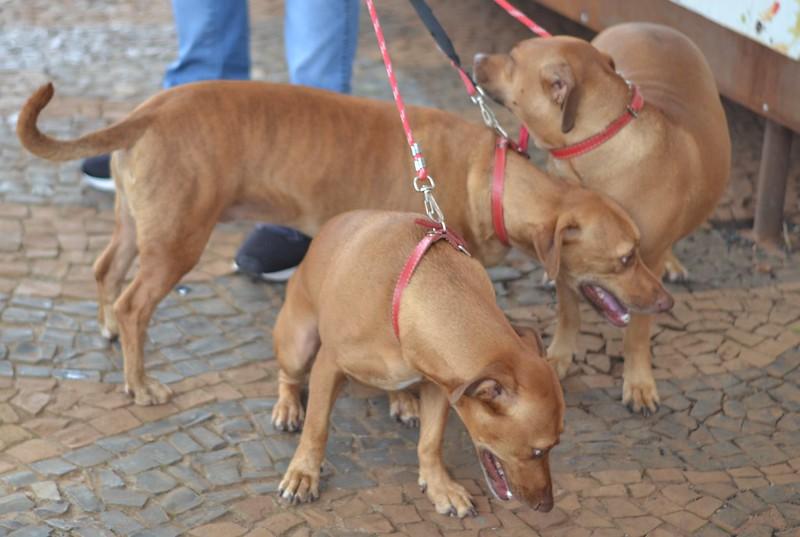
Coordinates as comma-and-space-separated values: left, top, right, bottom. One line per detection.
479, 449, 512, 501
580, 283, 630, 327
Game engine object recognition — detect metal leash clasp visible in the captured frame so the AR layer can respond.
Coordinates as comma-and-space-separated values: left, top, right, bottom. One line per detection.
471, 86, 509, 140
413, 174, 446, 231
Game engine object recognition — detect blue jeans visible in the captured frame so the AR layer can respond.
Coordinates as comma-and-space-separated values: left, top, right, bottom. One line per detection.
164, 0, 359, 93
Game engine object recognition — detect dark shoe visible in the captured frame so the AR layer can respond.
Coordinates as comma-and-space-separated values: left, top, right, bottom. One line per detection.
81, 154, 115, 192
234, 224, 311, 282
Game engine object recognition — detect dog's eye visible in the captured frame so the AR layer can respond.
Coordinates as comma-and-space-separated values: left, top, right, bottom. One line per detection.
620, 252, 634, 268
531, 448, 545, 459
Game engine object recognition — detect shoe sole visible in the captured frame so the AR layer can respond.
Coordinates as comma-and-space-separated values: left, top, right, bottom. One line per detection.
232, 262, 297, 282
82, 174, 116, 193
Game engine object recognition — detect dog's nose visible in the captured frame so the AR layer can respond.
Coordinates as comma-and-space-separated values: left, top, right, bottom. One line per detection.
473, 53, 490, 76
656, 291, 674, 312
535, 495, 554, 512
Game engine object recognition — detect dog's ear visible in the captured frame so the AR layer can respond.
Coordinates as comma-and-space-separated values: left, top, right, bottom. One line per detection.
449, 362, 516, 406
600, 52, 616, 72
540, 61, 579, 133
532, 217, 581, 280
511, 323, 545, 356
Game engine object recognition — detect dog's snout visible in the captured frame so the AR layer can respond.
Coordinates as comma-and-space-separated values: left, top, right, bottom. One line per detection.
656, 291, 674, 312
473, 53, 489, 83
535, 495, 554, 512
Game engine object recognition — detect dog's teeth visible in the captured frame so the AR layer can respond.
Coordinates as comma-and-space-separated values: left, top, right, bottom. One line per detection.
621, 312, 631, 324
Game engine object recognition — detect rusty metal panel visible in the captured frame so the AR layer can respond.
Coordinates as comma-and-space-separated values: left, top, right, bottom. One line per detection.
530, 0, 800, 132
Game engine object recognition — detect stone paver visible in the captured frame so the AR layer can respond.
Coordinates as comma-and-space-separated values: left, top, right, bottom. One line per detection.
1, 0, 799, 535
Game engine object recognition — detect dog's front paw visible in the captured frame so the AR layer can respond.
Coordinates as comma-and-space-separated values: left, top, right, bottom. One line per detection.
125, 376, 173, 406
272, 395, 305, 432
547, 354, 572, 380
419, 475, 476, 518
100, 324, 118, 341
664, 253, 690, 283
544, 344, 574, 380
279, 462, 320, 504
389, 391, 420, 428
622, 374, 660, 417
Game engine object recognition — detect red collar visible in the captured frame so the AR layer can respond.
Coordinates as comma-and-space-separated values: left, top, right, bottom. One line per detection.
391, 219, 470, 339
549, 82, 644, 160
492, 134, 529, 247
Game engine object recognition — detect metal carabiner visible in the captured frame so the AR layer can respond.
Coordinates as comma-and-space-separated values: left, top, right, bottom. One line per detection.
422, 189, 446, 231
471, 86, 509, 139
413, 174, 436, 193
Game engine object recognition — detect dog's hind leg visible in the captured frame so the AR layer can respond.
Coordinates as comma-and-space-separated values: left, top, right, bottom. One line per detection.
94, 192, 138, 341
114, 222, 214, 406
272, 272, 320, 432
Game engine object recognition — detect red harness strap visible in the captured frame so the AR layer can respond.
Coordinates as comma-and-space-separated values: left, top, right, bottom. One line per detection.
550, 83, 644, 160
491, 137, 529, 247
392, 219, 470, 339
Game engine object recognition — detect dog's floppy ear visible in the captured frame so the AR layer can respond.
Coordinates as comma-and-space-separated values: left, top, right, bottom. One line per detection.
449, 362, 516, 406
540, 61, 579, 133
511, 323, 545, 356
532, 217, 581, 280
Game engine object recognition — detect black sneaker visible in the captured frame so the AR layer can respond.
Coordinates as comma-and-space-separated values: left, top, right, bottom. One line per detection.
234, 224, 312, 282
81, 154, 115, 193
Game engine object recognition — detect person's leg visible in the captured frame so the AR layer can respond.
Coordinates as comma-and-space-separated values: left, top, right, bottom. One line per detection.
234, 224, 311, 283
84, 0, 251, 191
164, 0, 250, 88
284, 0, 360, 93
235, 0, 360, 282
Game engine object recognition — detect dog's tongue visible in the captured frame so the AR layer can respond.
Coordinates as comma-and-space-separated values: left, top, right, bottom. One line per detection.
581, 284, 630, 327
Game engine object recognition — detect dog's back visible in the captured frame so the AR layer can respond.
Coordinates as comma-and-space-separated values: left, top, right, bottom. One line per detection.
593, 23, 731, 188
297, 210, 504, 355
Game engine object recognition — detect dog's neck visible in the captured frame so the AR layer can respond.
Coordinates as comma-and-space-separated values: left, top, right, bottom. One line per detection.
549, 75, 665, 184
396, 257, 524, 394
499, 154, 572, 260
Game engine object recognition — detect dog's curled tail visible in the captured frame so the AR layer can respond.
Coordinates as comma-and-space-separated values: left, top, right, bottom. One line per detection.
17, 83, 151, 162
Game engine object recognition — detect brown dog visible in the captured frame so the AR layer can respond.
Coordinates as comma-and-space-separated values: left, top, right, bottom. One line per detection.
272, 209, 564, 515
17, 81, 672, 406
474, 23, 730, 414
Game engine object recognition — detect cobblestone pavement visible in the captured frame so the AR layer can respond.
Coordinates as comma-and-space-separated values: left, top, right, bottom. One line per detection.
1, 0, 800, 536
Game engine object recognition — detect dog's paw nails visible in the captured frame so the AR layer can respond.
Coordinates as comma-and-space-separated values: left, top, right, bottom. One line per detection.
271, 397, 305, 433
469, 507, 478, 517
100, 326, 118, 341
389, 391, 421, 428
622, 377, 660, 417
279, 465, 320, 505
426, 480, 474, 518
127, 376, 173, 406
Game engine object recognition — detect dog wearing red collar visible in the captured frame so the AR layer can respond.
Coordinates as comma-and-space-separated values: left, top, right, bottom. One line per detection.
18, 81, 673, 408
473, 23, 731, 415
271, 210, 564, 516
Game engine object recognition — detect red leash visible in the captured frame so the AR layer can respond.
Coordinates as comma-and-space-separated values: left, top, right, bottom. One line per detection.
392, 220, 470, 338
492, 0, 552, 37
366, 0, 428, 181
367, 2, 471, 339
